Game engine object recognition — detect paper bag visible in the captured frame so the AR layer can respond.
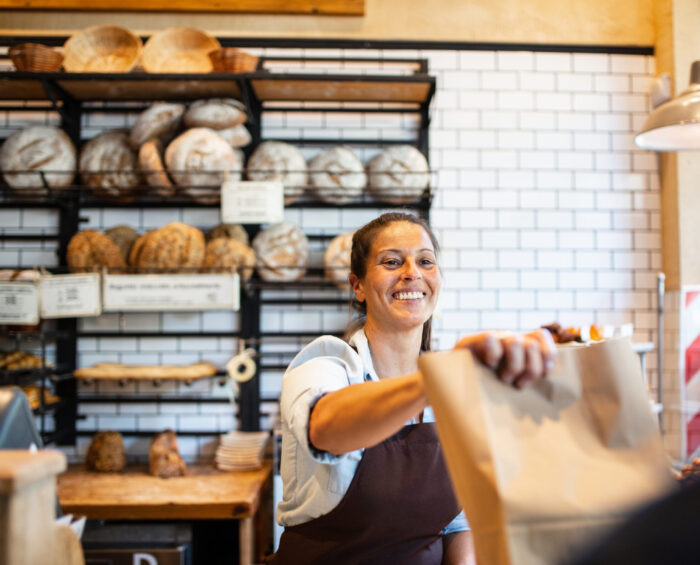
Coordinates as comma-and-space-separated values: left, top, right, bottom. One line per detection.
419, 338, 675, 565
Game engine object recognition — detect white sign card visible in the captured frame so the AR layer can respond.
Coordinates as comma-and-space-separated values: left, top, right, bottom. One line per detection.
103, 273, 240, 312
221, 180, 284, 224
0, 282, 40, 324
40, 273, 101, 318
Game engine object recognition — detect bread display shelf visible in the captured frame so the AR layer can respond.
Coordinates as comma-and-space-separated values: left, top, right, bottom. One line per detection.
0, 69, 434, 106
74, 361, 219, 382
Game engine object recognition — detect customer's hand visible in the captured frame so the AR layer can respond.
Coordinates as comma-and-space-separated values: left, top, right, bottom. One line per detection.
453, 329, 556, 389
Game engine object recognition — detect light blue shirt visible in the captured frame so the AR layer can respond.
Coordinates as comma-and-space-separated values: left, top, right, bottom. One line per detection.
276, 327, 469, 535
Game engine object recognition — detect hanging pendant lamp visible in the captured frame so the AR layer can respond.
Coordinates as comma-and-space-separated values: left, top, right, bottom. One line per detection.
635, 60, 700, 151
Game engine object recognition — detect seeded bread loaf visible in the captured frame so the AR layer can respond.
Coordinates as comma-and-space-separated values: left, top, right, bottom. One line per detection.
202, 237, 255, 279
105, 225, 139, 262
66, 229, 127, 272
131, 222, 205, 273
86, 431, 126, 473
205, 223, 249, 246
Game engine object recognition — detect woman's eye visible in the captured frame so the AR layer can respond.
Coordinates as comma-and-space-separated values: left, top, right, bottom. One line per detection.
383, 259, 400, 266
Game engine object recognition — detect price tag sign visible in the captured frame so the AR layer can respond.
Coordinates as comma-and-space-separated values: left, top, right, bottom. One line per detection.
221, 180, 284, 224
0, 282, 40, 324
103, 273, 240, 312
40, 273, 101, 318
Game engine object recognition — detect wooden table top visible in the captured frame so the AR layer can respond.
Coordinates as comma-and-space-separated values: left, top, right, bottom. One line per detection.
57, 461, 272, 520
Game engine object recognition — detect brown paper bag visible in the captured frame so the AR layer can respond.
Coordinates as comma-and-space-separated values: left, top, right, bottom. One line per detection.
419, 338, 675, 565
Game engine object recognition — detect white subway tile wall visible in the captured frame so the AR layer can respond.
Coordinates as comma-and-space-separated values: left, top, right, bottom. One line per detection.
2, 46, 663, 460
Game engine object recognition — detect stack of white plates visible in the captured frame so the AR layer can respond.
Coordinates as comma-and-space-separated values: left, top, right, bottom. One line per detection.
216, 430, 269, 471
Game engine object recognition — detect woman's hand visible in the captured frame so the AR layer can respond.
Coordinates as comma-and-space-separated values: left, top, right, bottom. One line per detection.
454, 329, 556, 389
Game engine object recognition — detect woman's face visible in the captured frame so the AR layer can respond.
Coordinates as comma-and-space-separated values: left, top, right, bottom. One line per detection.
351, 221, 441, 333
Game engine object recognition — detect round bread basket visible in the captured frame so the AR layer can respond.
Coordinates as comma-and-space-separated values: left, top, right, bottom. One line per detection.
63, 25, 142, 72
142, 27, 221, 73
208, 48, 259, 73
9, 43, 64, 72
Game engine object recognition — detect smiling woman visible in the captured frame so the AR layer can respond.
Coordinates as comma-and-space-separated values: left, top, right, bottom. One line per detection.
269, 212, 556, 565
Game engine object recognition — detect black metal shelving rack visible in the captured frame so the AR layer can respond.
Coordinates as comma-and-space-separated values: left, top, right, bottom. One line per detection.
0, 36, 435, 440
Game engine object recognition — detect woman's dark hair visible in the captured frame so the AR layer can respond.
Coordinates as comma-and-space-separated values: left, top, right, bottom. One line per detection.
345, 212, 440, 351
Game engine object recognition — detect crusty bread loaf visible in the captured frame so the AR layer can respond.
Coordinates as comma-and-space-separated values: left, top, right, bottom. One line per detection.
86, 431, 126, 473
164, 128, 243, 203
0, 126, 76, 190
79, 130, 141, 199
203, 237, 255, 279
130, 102, 185, 148
128, 230, 152, 269
324, 231, 355, 291
149, 429, 187, 478
252, 222, 310, 282
217, 124, 252, 148
205, 223, 249, 245
183, 98, 247, 129
131, 222, 205, 273
138, 138, 175, 196
309, 146, 366, 204
246, 141, 308, 205
105, 225, 139, 261
66, 230, 127, 272
367, 145, 429, 204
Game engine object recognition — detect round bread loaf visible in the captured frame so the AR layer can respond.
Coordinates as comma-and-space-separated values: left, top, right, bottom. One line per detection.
252, 222, 310, 282
205, 223, 249, 246
130, 102, 185, 148
165, 128, 243, 203
86, 431, 126, 473
367, 145, 430, 204
324, 231, 355, 291
183, 98, 247, 129
216, 124, 252, 148
309, 145, 366, 204
132, 222, 205, 273
105, 225, 139, 262
149, 429, 186, 478
0, 126, 76, 190
79, 130, 141, 199
138, 138, 175, 196
127, 230, 152, 270
203, 237, 255, 279
67, 230, 127, 272
247, 141, 308, 205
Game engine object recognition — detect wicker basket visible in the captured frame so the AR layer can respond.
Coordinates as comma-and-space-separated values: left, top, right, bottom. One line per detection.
208, 48, 259, 73
9, 43, 63, 72
63, 25, 142, 73
142, 27, 221, 73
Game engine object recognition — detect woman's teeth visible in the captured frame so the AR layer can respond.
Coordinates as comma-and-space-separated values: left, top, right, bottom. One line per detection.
394, 291, 424, 300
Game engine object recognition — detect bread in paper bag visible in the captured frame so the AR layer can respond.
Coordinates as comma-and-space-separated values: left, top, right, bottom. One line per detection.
418, 338, 675, 565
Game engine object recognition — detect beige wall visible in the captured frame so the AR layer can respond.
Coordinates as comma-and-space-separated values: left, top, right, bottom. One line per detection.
1, 0, 654, 45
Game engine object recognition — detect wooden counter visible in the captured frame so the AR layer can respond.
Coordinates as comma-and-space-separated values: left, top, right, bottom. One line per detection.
57, 461, 272, 565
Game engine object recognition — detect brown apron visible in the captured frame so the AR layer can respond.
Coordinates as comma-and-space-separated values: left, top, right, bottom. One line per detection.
270, 422, 461, 565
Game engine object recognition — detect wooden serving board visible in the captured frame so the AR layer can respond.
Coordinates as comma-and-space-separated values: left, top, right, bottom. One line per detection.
57, 462, 271, 520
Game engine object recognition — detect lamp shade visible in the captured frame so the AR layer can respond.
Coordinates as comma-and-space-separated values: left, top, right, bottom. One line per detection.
635, 60, 700, 151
